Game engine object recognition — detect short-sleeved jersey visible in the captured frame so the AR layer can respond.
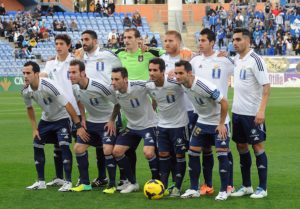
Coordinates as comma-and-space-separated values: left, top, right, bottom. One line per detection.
115, 48, 164, 80
22, 78, 69, 121
43, 53, 80, 115
183, 76, 228, 125
160, 53, 194, 112
146, 77, 189, 128
73, 79, 115, 123
232, 50, 270, 116
114, 81, 157, 130
84, 47, 122, 85
190, 52, 234, 98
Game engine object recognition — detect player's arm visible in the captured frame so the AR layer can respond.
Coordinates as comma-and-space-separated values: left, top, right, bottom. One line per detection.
216, 97, 229, 139
26, 106, 41, 140
255, 83, 270, 125
77, 101, 86, 129
65, 102, 90, 141
105, 104, 121, 136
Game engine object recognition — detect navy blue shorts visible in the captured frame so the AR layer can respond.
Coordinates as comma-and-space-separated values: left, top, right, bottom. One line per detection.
157, 126, 189, 155
34, 118, 71, 146
115, 127, 157, 149
188, 111, 198, 136
189, 123, 230, 149
76, 121, 116, 147
232, 113, 266, 145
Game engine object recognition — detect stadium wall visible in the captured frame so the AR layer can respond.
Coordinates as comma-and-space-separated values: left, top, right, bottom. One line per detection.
1, 0, 24, 11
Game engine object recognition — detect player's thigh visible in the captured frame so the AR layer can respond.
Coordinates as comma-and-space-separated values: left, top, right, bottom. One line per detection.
170, 126, 189, 155
232, 113, 248, 144
140, 127, 157, 148
74, 143, 89, 154
157, 127, 172, 154
55, 118, 72, 146
215, 123, 230, 152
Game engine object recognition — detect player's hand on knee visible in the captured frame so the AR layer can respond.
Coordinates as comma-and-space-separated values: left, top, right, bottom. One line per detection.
254, 111, 265, 125
77, 127, 90, 142
105, 120, 116, 136
216, 124, 227, 140
33, 129, 41, 140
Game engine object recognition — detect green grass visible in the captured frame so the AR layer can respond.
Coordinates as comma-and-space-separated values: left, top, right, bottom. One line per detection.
0, 88, 300, 209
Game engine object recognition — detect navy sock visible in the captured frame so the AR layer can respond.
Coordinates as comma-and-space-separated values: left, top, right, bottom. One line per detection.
105, 155, 117, 187
170, 154, 176, 183
255, 151, 268, 190
96, 147, 106, 180
175, 157, 186, 189
60, 144, 72, 182
148, 155, 159, 180
76, 152, 89, 185
125, 149, 137, 181
240, 151, 252, 187
202, 151, 214, 187
34, 145, 45, 181
188, 150, 201, 190
53, 144, 63, 179
159, 156, 171, 188
228, 150, 234, 186
217, 152, 230, 192
116, 155, 135, 184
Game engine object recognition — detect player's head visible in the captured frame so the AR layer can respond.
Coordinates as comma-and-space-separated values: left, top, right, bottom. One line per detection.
81, 30, 98, 53
164, 30, 182, 55
149, 58, 165, 82
199, 28, 215, 53
233, 28, 251, 54
23, 61, 40, 85
69, 59, 86, 84
55, 34, 72, 56
124, 28, 141, 51
174, 60, 192, 85
111, 67, 128, 92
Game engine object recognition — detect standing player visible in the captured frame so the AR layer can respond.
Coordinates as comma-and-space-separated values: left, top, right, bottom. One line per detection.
107, 67, 159, 194
40, 34, 81, 188
174, 60, 230, 201
81, 30, 122, 187
67, 60, 118, 194
230, 28, 270, 199
146, 58, 189, 197
190, 28, 235, 195
22, 61, 88, 191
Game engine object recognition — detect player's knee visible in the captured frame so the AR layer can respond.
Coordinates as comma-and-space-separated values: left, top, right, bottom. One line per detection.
176, 153, 185, 158
144, 151, 155, 159
159, 152, 170, 158
113, 147, 125, 158
74, 143, 86, 154
216, 148, 228, 153
103, 145, 113, 155
252, 143, 264, 153
203, 147, 212, 154
189, 146, 202, 154
236, 143, 248, 153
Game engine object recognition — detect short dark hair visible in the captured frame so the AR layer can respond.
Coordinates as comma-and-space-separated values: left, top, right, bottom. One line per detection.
233, 28, 251, 39
175, 60, 192, 72
124, 28, 141, 38
200, 28, 216, 43
24, 61, 40, 73
112, 67, 128, 78
165, 30, 182, 42
70, 59, 85, 72
81, 30, 98, 40
149, 58, 165, 72
55, 34, 72, 45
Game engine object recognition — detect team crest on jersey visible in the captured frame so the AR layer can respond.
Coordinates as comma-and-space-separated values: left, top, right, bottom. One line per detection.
138, 55, 144, 62
198, 64, 202, 68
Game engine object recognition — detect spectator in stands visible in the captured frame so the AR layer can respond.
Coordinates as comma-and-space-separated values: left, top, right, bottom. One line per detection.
276, 36, 283, 55
150, 35, 158, 47
95, 1, 102, 13
261, 32, 271, 55
33, 5, 42, 21
118, 33, 124, 47
227, 41, 236, 56
108, 0, 116, 14
143, 34, 150, 46
295, 37, 300, 55
264, 0, 272, 15
75, 40, 82, 50
275, 12, 284, 28
70, 19, 78, 31
284, 32, 294, 55
209, 12, 218, 32
132, 11, 142, 27
47, 4, 55, 16
272, 4, 281, 17
266, 43, 275, 55
108, 29, 118, 41
107, 34, 119, 49
123, 14, 132, 27
0, 3, 6, 15
217, 27, 225, 49
89, 1, 95, 12
235, 11, 244, 27
0, 22, 5, 37
219, 6, 227, 26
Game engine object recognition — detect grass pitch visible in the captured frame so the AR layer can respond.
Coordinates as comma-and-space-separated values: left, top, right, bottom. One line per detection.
0, 88, 299, 209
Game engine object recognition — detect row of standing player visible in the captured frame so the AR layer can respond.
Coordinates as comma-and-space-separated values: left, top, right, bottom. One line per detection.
22, 27, 270, 200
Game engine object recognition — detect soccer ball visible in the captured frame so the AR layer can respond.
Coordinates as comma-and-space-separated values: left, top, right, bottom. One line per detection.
143, 179, 165, 200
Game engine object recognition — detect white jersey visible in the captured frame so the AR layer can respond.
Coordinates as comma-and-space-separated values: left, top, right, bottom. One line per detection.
146, 77, 189, 128
42, 53, 80, 115
114, 81, 157, 130
190, 52, 234, 97
73, 79, 115, 123
183, 76, 229, 125
22, 78, 69, 121
232, 49, 270, 116
160, 53, 194, 112
84, 47, 122, 85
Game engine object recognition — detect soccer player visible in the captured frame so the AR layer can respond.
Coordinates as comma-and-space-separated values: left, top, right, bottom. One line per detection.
230, 28, 270, 199
67, 60, 118, 194
146, 58, 189, 197
190, 28, 235, 196
81, 30, 122, 187
174, 60, 230, 201
22, 61, 88, 191
40, 34, 82, 188
107, 67, 159, 193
